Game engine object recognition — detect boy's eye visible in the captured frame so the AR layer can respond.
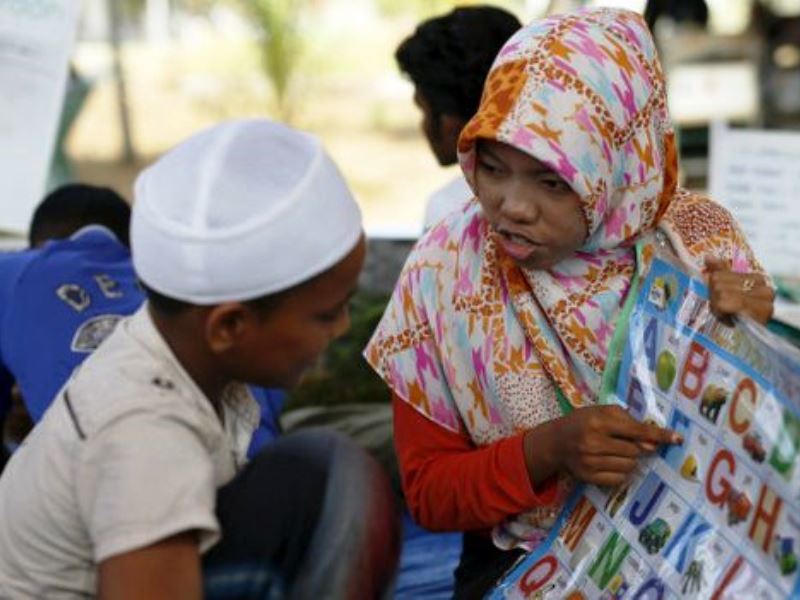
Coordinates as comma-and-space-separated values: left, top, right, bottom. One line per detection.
317, 311, 340, 323
317, 304, 348, 323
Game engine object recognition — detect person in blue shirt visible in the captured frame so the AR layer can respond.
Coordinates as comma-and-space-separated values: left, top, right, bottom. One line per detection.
0, 184, 141, 426
0, 184, 286, 466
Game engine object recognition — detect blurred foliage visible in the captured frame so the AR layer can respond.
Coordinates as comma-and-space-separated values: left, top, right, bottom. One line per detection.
117, 0, 145, 20
178, 0, 221, 13
243, 0, 308, 122
118, 0, 226, 18
286, 290, 392, 412
373, 0, 527, 19
375, 0, 460, 18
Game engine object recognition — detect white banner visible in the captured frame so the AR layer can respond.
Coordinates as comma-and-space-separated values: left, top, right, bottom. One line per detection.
709, 121, 800, 279
0, 0, 80, 234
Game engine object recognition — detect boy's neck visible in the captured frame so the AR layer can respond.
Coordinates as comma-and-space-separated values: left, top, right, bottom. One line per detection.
147, 305, 229, 409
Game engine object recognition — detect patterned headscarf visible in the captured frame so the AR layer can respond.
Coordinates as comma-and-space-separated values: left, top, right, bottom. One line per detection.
366, 8, 763, 550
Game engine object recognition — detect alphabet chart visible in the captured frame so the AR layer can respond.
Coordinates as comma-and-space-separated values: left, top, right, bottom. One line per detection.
491, 258, 800, 599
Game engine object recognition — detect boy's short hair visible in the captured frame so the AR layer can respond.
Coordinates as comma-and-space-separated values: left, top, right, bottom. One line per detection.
395, 6, 521, 122
29, 184, 131, 248
143, 283, 289, 317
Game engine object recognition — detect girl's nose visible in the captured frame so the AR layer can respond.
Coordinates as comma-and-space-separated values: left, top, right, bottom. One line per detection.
499, 180, 538, 224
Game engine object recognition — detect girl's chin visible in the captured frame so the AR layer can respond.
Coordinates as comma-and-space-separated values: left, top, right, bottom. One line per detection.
513, 249, 564, 271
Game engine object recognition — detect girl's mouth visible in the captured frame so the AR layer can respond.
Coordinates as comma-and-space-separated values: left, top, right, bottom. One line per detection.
494, 228, 543, 262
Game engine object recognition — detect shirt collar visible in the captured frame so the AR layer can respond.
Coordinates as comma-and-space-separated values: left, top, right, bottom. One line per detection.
69, 224, 120, 243
127, 305, 259, 433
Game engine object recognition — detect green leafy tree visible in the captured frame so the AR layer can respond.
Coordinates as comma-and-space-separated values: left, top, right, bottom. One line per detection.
179, 0, 218, 13
375, 0, 458, 19
375, 0, 527, 20
246, 0, 308, 122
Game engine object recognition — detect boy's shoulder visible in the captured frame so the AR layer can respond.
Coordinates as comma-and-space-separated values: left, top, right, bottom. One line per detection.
63, 307, 219, 441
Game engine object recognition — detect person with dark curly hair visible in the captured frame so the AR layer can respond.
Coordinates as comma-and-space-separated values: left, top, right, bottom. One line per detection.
644, 0, 709, 33
396, 5, 521, 230
28, 183, 131, 248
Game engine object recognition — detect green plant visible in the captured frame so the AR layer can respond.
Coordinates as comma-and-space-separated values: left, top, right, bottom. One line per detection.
374, 0, 526, 20
374, 0, 457, 19
118, 0, 146, 20
246, 0, 307, 121
286, 290, 392, 411
178, 0, 220, 13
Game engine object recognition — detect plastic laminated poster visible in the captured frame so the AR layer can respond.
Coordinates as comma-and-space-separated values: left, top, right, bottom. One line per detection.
491, 256, 800, 600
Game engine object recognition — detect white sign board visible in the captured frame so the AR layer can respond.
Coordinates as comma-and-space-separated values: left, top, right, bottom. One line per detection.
0, 0, 80, 234
709, 121, 800, 278
669, 62, 759, 127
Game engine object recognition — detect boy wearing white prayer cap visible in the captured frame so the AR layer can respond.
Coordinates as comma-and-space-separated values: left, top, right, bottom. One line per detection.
0, 119, 400, 599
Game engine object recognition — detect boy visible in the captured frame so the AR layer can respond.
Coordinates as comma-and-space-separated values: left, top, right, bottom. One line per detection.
0, 119, 399, 598
0, 186, 285, 460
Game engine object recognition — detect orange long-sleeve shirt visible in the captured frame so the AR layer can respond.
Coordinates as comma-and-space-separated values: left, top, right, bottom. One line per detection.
393, 395, 558, 532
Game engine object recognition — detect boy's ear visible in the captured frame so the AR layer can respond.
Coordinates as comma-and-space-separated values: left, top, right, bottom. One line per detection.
205, 303, 251, 354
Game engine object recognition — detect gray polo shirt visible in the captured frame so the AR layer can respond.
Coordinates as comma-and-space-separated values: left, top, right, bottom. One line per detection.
0, 306, 259, 598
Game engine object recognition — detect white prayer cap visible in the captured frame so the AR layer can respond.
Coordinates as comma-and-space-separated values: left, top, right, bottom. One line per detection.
131, 119, 363, 304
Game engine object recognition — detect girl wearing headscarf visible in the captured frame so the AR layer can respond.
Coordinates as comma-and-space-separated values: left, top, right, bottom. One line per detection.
365, 8, 774, 597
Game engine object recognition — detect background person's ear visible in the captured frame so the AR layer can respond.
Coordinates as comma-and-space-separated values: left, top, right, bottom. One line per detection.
439, 114, 467, 153
205, 303, 251, 354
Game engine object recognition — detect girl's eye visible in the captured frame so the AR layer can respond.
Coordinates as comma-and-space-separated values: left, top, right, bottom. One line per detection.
541, 177, 571, 193
478, 160, 502, 175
